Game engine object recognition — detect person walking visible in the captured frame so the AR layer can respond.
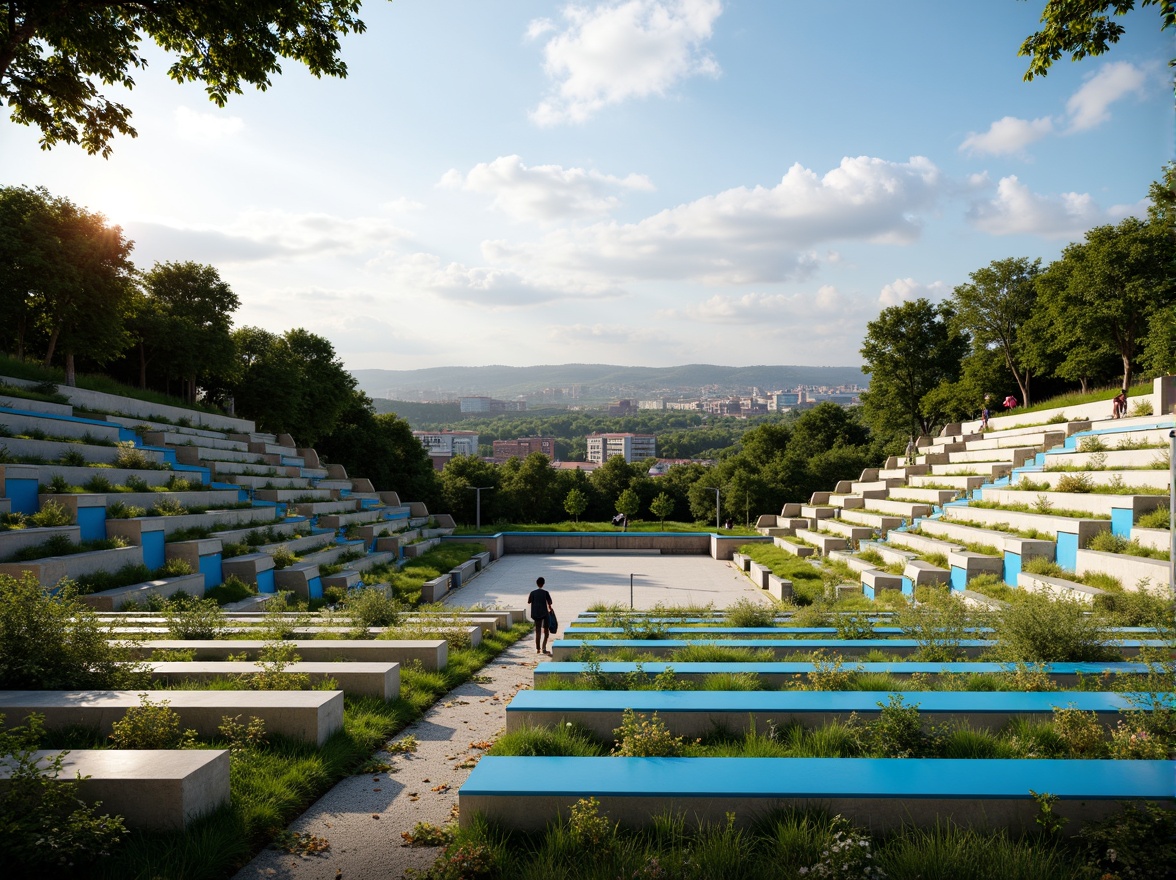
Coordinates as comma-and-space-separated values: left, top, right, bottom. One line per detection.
905, 436, 917, 465
527, 576, 554, 655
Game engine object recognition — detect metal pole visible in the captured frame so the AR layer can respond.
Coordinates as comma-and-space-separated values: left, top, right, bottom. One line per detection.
1169, 430, 1174, 601
467, 486, 493, 529
629, 573, 644, 610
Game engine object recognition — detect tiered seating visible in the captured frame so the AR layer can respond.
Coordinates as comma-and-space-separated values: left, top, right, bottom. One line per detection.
1, 376, 498, 831
752, 378, 1173, 606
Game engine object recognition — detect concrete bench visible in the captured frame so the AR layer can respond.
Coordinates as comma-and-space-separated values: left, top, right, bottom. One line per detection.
460, 756, 1173, 834
908, 474, 986, 491
115, 638, 448, 670
820, 519, 874, 542
0, 544, 144, 586
450, 558, 477, 588
861, 569, 903, 597
793, 528, 846, 554
146, 661, 399, 701
79, 572, 206, 611
0, 690, 343, 746
1075, 549, 1169, 595
904, 559, 950, 588
0, 749, 229, 830
506, 689, 1147, 737
532, 660, 1155, 688
838, 509, 903, 531
420, 574, 451, 603
772, 536, 815, 557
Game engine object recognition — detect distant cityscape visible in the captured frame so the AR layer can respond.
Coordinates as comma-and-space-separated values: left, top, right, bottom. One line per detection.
407, 384, 864, 415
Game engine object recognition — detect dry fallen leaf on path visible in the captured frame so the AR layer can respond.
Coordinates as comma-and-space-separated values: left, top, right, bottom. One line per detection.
470, 741, 492, 749
431, 784, 450, 793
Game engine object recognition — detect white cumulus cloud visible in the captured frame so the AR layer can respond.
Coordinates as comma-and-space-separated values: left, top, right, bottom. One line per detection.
440, 155, 654, 222
1065, 60, 1148, 132
528, 0, 723, 126
878, 277, 947, 308
484, 155, 942, 285
960, 116, 1054, 157
966, 175, 1104, 238
377, 252, 625, 308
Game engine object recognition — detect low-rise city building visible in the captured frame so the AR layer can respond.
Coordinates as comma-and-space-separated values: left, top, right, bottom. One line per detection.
586, 432, 657, 464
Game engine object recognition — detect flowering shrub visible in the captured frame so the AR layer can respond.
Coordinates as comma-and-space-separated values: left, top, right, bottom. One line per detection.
1109, 721, 1169, 760
612, 709, 688, 757
799, 816, 884, 879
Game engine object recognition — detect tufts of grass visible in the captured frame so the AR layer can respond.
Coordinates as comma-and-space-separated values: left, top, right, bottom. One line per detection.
487, 723, 607, 757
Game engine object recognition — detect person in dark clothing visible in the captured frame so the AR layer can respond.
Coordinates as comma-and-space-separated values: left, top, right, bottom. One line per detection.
527, 576, 553, 655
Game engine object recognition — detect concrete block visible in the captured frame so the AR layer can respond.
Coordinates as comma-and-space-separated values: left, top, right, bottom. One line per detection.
0, 749, 229, 830
147, 661, 399, 701
0, 690, 344, 746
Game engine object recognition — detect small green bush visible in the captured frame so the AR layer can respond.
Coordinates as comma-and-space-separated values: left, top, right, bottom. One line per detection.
1136, 507, 1170, 530
29, 499, 73, 527
113, 441, 153, 470
165, 597, 227, 639
0, 573, 145, 689
204, 574, 253, 605
992, 593, 1119, 662
612, 709, 689, 757
724, 597, 776, 628
345, 586, 402, 628
109, 695, 198, 749
0, 712, 129, 873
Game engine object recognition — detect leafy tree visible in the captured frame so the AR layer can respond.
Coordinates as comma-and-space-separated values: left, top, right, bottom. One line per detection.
0, 185, 58, 358
590, 456, 643, 518
316, 400, 439, 504
226, 327, 357, 444
1019, 1, 1174, 85
860, 298, 969, 441
0, 572, 142, 689
951, 257, 1041, 406
1037, 217, 1174, 391
137, 261, 239, 401
437, 455, 499, 525
688, 482, 721, 524
1, 1, 372, 157
615, 487, 641, 522
649, 492, 674, 527
37, 196, 136, 385
563, 487, 589, 522
499, 452, 559, 523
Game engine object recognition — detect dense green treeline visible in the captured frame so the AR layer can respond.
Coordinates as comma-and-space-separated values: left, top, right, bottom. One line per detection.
433, 403, 881, 528
861, 165, 1176, 446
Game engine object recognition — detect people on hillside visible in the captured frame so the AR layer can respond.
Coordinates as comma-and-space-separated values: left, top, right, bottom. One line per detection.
980, 405, 990, 431
905, 437, 916, 465
527, 576, 553, 655
1112, 390, 1127, 419
1003, 394, 1018, 410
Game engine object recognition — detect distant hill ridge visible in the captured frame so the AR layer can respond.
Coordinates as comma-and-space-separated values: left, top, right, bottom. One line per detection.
352, 364, 867, 400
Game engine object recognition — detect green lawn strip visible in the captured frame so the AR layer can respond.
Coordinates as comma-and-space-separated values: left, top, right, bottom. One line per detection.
737, 544, 824, 603
966, 500, 1111, 520
70, 622, 531, 880
434, 807, 1096, 880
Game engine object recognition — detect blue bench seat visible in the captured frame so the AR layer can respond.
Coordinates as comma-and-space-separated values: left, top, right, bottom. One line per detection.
460, 756, 1173, 833
533, 660, 1155, 688
506, 689, 1162, 737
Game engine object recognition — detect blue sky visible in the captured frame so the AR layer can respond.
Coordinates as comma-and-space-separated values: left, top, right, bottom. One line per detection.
2, 1, 1171, 371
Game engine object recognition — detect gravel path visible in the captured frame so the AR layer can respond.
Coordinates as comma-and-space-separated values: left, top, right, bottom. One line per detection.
232, 637, 540, 880
231, 553, 768, 880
